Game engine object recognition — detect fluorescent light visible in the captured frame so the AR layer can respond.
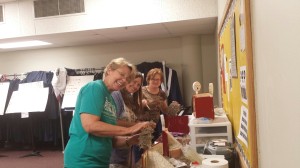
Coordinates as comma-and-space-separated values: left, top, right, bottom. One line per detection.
0, 40, 52, 49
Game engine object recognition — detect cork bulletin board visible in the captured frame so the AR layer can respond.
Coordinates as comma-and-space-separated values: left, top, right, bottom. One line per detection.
218, 0, 257, 167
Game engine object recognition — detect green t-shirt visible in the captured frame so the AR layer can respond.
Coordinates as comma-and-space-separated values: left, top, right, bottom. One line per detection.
64, 80, 116, 168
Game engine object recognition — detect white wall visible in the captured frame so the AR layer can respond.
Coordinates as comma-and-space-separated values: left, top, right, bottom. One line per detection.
218, 0, 300, 167
0, 37, 183, 73
0, 35, 218, 107
182, 35, 203, 106
201, 35, 218, 105
217, 0, 228, 26
251, 0, 300, 168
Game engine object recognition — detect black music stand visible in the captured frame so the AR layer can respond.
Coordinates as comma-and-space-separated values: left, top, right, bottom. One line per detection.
20, 115, 42, 158
0, 118, 8, 158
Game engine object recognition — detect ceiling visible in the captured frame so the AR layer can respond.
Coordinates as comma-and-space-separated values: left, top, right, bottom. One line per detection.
0, 17, 217, 52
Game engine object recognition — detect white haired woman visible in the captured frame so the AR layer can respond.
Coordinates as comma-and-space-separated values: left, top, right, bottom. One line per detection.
64, 58, 155, 168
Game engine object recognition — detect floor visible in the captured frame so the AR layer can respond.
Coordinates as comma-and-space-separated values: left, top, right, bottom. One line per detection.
0, 149, 63, 168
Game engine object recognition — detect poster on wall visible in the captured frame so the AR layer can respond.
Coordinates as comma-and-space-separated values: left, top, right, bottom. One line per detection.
220, 44, 227, 94
0, 82, 10, 115
238, 105, 249, 147
240, 66, 248, 104
239, 0, 246, 52
230, 14, 238, 78
229, 59, 233, 92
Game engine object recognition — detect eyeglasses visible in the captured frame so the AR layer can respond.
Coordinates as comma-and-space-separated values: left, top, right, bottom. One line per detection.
150, 78, 161, 82
115, 69, 129, 79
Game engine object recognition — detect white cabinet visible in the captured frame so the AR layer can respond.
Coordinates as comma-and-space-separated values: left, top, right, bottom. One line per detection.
188, 114, 232, 153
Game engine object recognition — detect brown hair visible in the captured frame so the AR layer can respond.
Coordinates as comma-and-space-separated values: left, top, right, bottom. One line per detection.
146, 68, 164, 84
121, 72, 144, 114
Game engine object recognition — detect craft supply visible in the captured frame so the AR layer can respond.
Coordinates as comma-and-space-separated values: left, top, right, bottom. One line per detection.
138, 124, 154, 149
145, 150, 175, 168
167, 101, 181, 116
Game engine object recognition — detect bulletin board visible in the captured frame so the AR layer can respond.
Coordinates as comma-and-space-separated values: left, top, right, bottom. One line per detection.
218, 0, 257, 168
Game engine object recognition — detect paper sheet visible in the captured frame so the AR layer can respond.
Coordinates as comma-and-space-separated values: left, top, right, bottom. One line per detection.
6, 87, 49, 113
61, 75, 94, 109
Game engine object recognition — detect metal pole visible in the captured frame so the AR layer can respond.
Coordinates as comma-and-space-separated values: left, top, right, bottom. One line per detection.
58, 97, 65, 153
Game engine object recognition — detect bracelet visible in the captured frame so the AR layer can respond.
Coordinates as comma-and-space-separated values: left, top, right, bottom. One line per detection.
125, 136, 130, 147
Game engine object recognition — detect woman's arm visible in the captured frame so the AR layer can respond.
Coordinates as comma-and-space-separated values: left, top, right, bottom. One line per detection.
117, 119, 137, 127
160, 100, 169, 113
81, 113, 154, 137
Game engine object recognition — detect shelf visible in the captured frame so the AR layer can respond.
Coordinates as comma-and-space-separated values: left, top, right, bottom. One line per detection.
194, 126, 228, 134
194, 133, 229, 137
188, 113, 233, 154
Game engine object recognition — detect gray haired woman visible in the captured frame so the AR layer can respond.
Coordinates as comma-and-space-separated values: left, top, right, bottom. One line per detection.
64, 58, 155, 168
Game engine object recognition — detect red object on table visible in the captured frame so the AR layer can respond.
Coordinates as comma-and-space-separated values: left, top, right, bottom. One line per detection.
164, 115, 189, 134
162, 130, 169, 157
193, 93, 214, 119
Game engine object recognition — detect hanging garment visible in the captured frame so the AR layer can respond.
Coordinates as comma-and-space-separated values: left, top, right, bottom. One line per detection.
52, 68, 67, 98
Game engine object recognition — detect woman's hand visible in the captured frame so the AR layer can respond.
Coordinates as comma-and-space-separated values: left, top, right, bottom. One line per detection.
142, 99, 152, 110
128, 121, 156, 135
126, 134, 140, 146
113, 134, 140, 148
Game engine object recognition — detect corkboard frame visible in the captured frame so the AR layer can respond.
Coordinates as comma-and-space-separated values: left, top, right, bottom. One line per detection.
218, 0, 258, 168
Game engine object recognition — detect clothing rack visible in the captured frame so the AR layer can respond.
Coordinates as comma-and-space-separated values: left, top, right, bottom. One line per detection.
73, 68, 104, 73
0, 73, 27, 81
66, 67, 104, 76
5, 73, 27, 77
1, 68, 105, 154
73, 67, 104, 71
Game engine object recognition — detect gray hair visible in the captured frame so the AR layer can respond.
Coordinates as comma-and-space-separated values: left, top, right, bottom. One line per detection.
103, 57, 136, 82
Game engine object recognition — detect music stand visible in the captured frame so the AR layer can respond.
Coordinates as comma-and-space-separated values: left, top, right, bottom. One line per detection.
0, 117, 8, 158
12, 87, 50, 158
20, 115, 42, 158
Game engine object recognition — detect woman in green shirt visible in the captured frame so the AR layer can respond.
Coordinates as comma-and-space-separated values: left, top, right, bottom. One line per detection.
64, 58, 154, 168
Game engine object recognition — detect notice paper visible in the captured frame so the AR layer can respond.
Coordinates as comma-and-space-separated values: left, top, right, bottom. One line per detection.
61, 75, 94, 109
238, 105, 248, 147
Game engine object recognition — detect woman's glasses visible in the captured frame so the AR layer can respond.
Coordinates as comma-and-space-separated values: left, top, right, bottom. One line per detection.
116, 69, 129, 80
150, 78, 161, 82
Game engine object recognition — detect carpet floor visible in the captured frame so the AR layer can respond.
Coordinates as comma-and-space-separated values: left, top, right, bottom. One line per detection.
0, 149, 63, 168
